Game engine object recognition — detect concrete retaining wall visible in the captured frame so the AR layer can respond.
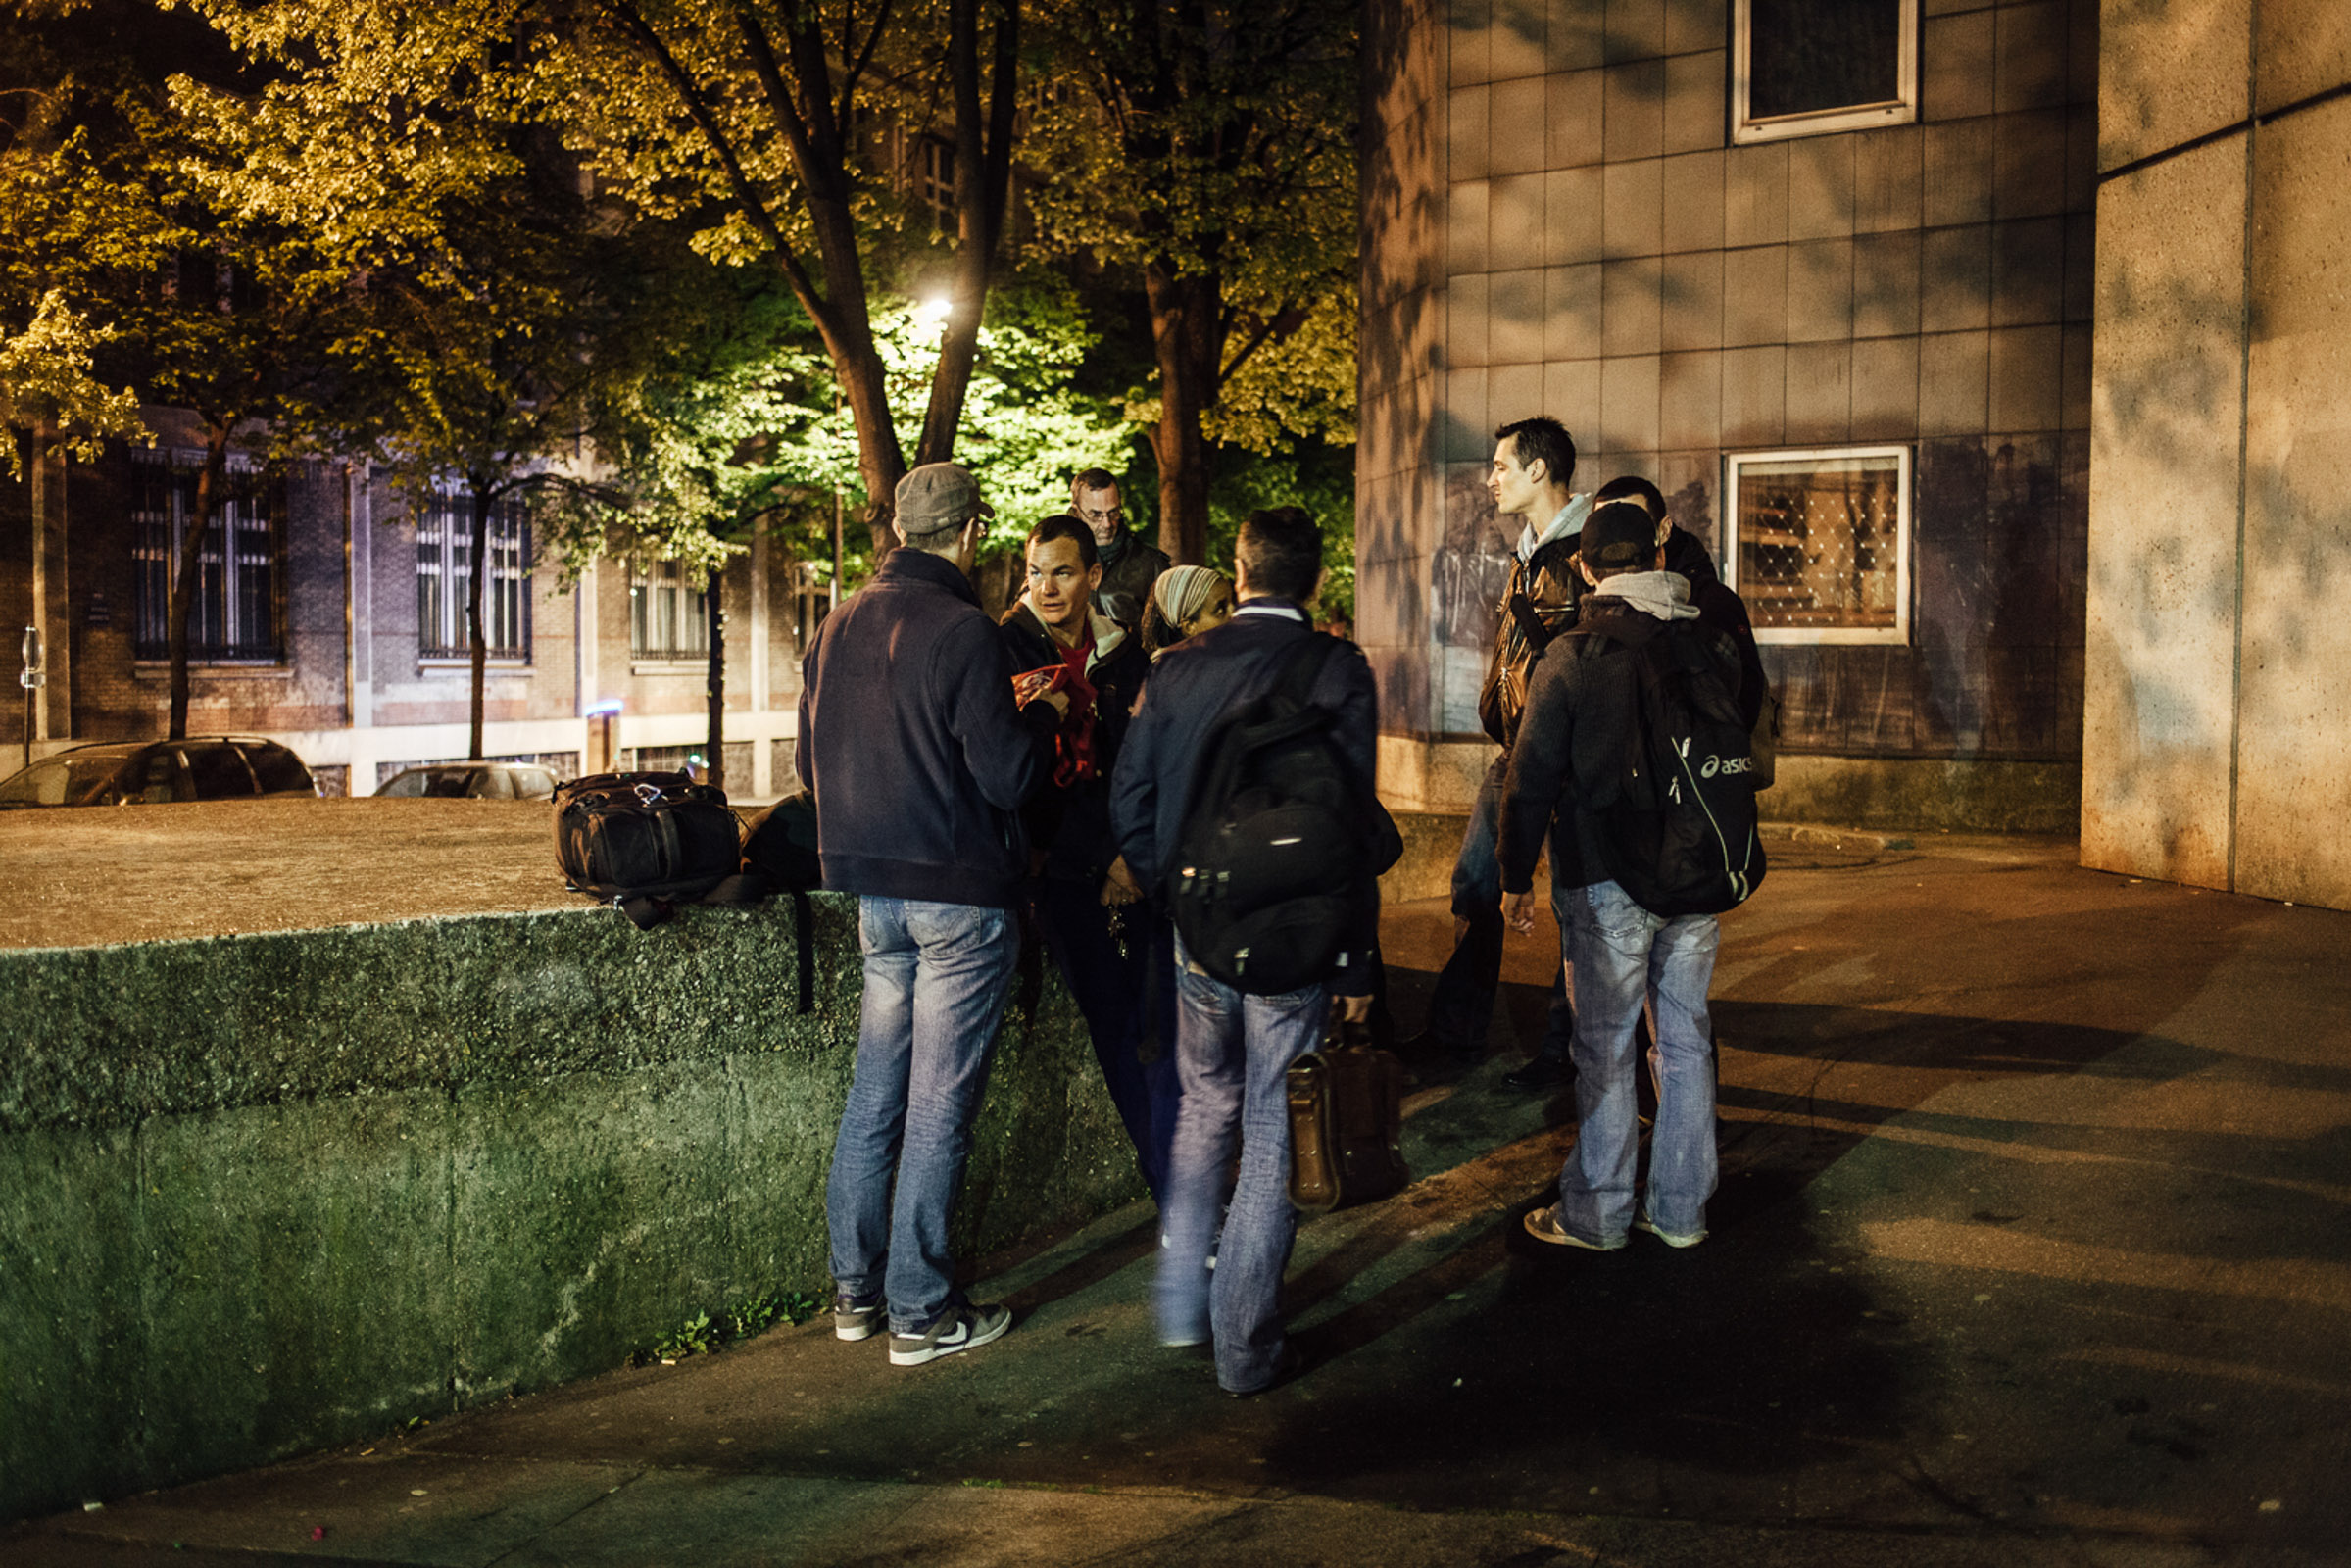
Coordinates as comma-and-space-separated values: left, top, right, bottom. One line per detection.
0, 897, 1143, 1522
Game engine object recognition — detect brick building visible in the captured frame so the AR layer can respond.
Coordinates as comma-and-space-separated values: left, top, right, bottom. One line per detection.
2, 405, 818, 798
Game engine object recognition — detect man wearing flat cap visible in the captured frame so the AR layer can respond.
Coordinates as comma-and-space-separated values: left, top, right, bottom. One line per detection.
1493, 501, 1748, 1255
797, 463, 1068, 1368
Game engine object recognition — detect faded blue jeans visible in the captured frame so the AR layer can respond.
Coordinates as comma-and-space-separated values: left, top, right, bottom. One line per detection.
1556, 879, 1720, 1243
1154, 937, 1329, 1393
827, 897, 1020, 1335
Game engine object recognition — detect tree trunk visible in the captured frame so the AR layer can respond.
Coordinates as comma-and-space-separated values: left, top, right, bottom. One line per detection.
167, 424, 233, 740
1145, 263, 1221, 565
465, 485, 493, 760
835, 338, 906, 560
703, 564, 725, 792
915, 0, 1021, 471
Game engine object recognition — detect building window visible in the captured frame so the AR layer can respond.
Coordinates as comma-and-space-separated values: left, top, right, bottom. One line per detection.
916, 137, 955, 221
630, 559, 710, 661
1733, 0, 1918, 145
131, 450, 280, 662
417, 484, 531, 659
1722, 446, 1911, 645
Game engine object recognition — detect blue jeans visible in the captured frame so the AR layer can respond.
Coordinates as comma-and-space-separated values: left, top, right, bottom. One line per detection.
1034, 878, 1180, 1200
1428, 753, 1574, 1057
827, 897, 1020, 1335
1556, 879, 1720, 1243
1155, 938, 1328, 1393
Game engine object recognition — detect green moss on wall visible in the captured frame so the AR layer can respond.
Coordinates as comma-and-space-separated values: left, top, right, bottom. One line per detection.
0, 896, 1147, 1521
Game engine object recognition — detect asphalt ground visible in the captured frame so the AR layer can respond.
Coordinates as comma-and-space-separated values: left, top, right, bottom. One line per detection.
9, 829, 2349, 1567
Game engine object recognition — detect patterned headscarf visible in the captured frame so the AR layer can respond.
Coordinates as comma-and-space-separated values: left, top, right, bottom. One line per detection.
1151, 565, 1227, 630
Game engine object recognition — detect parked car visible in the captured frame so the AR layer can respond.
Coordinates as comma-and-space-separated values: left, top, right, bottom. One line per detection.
0, 737, 319, 808
374, 761, 559, 801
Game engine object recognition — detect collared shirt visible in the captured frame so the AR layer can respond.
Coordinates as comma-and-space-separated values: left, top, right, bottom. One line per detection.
1234, 597, 1307, 623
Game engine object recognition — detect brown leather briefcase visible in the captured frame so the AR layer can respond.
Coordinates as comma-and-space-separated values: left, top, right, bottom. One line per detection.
1287, 1019, 1409, 1213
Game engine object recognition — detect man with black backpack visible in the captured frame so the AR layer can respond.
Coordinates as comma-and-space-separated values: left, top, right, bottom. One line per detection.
1108, 506, 1378, 1396
1496, 501, 1765, 1252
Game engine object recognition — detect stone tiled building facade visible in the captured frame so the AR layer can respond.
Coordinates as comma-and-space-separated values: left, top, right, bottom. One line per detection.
2, 407, 815, 798
2083, 2, 2351, 907
1361, 0, 2097, 830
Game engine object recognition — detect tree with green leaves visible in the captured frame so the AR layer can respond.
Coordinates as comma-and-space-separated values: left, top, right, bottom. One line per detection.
171, 0, 641, 759
0, 290, 146, 478
4, 0, 354, 739
1025, 0, 1357, 565
543, 265, 1129, 785
526, 0, 1027, 554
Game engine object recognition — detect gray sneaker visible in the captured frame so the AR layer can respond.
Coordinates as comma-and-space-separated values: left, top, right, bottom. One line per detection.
1523, 1202, 1625, 1250
888, 1301, 1012, 1367
834, 1291, 883, 1342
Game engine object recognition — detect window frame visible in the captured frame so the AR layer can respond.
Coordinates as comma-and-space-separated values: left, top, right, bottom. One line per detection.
130, 449, 283, 663
416, 481, 533, 662
629, 557, 712, 664
1720, 444, 1914, 647
1731, 0, 1920, 146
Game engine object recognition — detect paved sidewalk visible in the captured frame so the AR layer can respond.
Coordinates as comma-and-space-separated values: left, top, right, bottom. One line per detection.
11, 832, 2349, 1566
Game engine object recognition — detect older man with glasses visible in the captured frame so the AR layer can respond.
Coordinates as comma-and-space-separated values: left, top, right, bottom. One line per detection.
1070, 467, 1171, 632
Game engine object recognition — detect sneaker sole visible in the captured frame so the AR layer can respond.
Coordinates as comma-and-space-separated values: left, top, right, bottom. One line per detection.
835, 1320, 879, 1343
888, 1311, 1011, 1367
1635, 1218, 1706, 1249
1523, 1210, 1625, 1250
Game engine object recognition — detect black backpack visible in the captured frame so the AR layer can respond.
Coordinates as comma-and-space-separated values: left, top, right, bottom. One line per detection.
726, 790, 823, 1011
1569, 614, 1766, 918
553, 771, 743, 930
1169, 634, 1393, 995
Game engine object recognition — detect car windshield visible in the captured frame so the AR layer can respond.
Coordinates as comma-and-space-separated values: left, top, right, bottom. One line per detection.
381, 768, 482, 798
0, 755, 129, 807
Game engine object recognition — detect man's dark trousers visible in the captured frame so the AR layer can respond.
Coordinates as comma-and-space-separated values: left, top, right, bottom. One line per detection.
1424, 753, 1573, 1061
1034, 877, 1178, 1200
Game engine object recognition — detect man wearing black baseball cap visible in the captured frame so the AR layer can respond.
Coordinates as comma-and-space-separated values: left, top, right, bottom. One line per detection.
1493, 501, 1745, 1253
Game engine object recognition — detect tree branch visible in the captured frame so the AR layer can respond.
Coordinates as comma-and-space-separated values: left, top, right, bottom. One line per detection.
595, 0, 829, 325
1215, 304, 1306, 393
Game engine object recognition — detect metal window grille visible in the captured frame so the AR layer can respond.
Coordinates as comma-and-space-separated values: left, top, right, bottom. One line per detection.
630, 559, 710, 661
1733, 0, 1918, 144
1724, 446, 1911, 645
417, 484, 532, 659
130, 450, 281, 662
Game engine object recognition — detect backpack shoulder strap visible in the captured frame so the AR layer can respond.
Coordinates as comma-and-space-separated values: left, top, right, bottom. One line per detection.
1270, 629, 1342, 709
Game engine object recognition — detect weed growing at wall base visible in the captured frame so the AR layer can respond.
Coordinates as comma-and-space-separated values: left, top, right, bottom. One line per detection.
643, 1290, 826, 1365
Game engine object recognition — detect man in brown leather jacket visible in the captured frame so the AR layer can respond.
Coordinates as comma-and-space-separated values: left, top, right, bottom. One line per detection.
1408, 416, 1588, 1075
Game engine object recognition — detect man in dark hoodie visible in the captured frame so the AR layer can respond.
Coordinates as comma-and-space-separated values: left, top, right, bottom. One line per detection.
1000, 514, 1174, 1198
1496, 502, 1747, 1252
797, 463, 1067, 1369
1494, 473, 1766, 1091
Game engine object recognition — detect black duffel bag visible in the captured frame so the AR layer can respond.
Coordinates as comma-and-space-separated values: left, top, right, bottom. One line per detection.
553, 771, 742, 929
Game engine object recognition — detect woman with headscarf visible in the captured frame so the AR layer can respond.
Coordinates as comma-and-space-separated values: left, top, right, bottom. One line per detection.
1141, 564, 1236, 659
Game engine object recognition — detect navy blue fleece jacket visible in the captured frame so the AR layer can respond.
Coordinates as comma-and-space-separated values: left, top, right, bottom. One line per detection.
797, 546, 1056, 907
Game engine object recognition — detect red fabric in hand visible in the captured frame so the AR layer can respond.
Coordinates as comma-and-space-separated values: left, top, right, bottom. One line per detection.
1010, 658, 1100, 787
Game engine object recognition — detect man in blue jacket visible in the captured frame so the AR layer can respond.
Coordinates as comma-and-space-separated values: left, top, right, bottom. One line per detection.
1109, 507, 1378, 1396
797, 463, 1067, 1368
